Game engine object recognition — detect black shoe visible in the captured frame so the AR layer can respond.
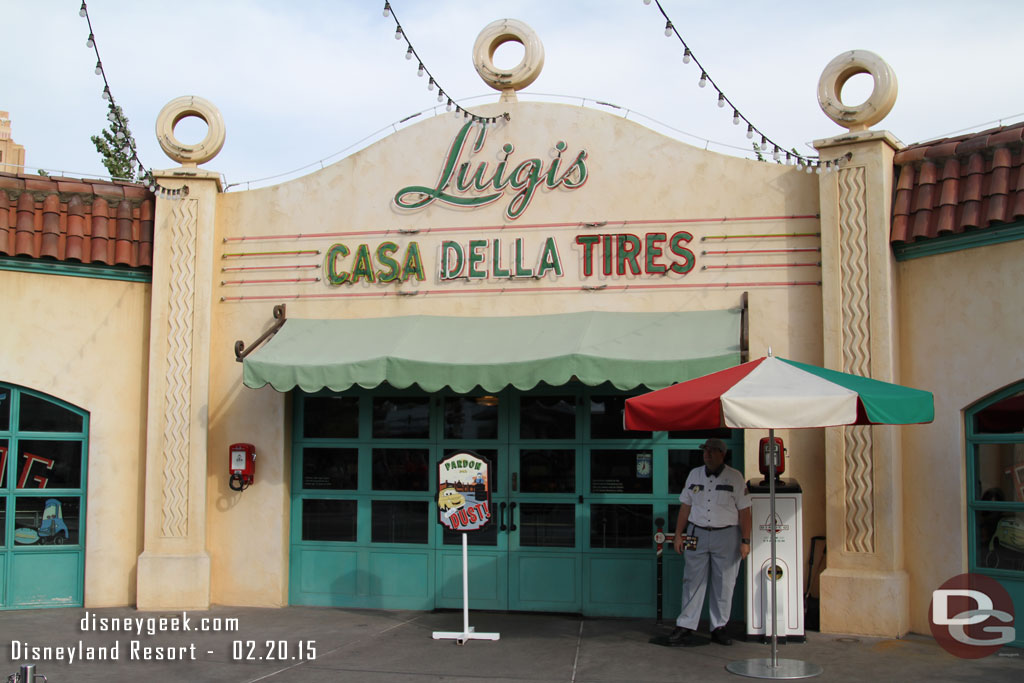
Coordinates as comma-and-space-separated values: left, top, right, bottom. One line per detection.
668, 626, 693, 645
710, 627, 732, 646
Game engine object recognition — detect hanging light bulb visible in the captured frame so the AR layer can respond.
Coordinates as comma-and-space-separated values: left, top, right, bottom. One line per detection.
428, 78, 435, 91
717, 92, 725, 108
79, 2, 87, 17
120, 144, 131, 155
760, 135, 768, 148
383, 2, 391, 17
101, 86, 110, 100
815, 162, 822, 174
115, 130, 125, 140
698, 72, 707, 88
643, 0, 652, 5
682, 48, 691, 64
94, 60, 102, 75
437, 90, 445, 103
732, 110, 740, 125
394, 26, 402, 40
107, 110, 117, 123
746, 124, 754, 139
446, 99, 453, 112
86, 33, 94, 48
664, 21, 673, 37
417, 63, 425, 77
773, 146, 781, 161
405, 46, 413, 60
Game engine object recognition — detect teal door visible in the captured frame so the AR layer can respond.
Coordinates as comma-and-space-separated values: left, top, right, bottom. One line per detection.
291, 387, 742, 618
0, 385, 88, 609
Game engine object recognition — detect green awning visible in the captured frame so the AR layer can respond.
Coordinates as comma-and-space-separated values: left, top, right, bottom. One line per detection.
242, 309, 742, 394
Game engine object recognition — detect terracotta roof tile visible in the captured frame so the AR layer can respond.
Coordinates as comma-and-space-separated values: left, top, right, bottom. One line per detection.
0, 171, 155, 269
893, 121, 1024, 243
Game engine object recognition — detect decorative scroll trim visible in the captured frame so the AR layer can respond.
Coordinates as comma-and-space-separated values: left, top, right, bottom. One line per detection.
161, 198, 198, 537
837, 166, 875, 553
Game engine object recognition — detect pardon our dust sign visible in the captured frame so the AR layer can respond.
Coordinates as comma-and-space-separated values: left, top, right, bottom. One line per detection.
437, 451, 492, 532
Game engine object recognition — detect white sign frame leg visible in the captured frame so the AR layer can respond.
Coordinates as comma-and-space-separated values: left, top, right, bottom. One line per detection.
432, 533, 500, 644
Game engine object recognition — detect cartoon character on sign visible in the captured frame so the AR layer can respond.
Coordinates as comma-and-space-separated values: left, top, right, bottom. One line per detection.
437, 451, 492, 533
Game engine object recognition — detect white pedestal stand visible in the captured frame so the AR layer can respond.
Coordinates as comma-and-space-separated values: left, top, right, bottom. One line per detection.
432, 533, 500, 644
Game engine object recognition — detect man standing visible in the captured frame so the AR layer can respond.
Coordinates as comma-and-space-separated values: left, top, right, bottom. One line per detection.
669, 438, 752, 645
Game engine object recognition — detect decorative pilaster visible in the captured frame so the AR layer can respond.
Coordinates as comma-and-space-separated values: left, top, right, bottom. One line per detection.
137, 97, 225, 610
814, 52, 910, 636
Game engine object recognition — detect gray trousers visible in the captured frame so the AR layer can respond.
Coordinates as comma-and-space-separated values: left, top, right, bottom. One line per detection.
676, 524, 741, 630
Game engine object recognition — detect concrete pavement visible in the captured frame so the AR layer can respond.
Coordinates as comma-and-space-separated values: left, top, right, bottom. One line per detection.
2, 606, 1021, 682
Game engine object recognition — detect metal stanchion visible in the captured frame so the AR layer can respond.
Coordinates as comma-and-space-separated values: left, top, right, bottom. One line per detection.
7, 664, 46, 683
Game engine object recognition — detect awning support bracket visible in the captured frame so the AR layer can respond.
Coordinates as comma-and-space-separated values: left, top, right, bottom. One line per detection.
234, 304, 287, 362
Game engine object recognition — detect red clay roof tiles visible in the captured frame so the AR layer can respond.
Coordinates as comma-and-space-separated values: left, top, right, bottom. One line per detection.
892, 121, 1024, 243
0, 171, 154, 269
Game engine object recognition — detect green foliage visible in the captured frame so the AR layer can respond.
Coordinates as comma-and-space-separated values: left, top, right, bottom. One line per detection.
91, 104, 138, 182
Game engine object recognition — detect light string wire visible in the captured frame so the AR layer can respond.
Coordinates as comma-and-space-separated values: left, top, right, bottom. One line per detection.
79, 2, 186, 199
647, 0, 845, 174
383, 2, 509, 125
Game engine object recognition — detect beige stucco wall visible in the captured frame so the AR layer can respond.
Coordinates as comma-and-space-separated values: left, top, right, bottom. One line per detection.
898, 238, 1024, 635
0, 270, 149, 606
204, 100, 824, 605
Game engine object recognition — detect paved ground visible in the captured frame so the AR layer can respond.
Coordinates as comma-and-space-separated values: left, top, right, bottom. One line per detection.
1, 606, 1021, 682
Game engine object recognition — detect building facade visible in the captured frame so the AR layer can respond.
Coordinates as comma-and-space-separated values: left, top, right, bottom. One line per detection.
0, 27, 1021, 645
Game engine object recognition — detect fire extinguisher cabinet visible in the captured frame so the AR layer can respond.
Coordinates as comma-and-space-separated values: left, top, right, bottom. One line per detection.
744, 478, 805, 642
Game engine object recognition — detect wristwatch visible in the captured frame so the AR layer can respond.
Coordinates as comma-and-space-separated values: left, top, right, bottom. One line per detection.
741, 538, 750, 544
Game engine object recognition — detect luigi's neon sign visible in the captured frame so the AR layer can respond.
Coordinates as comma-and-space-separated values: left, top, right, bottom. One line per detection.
393, 121, 588, 221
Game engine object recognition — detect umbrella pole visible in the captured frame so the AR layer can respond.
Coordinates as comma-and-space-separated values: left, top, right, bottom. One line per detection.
769, 428, 778, 667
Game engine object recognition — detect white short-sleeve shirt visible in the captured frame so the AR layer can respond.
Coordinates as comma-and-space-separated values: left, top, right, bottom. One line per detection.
678, 464, 751, 528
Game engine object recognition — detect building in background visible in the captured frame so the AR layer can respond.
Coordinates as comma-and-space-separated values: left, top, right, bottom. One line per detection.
0, 111, 26, 175
0, 22, 1021, 648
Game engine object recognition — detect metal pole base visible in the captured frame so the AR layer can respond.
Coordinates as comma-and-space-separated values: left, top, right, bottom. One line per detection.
726, 657, 823, 679
432, 626, 501, 645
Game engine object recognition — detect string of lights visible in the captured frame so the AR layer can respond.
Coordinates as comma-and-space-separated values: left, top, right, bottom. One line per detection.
383, 2, 509, 125
79, 2, 186, 198
645, 0, 847, 174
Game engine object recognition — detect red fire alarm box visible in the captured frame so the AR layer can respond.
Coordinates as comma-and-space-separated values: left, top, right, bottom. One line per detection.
758, 436, 785, 479
229, 443, 256, 491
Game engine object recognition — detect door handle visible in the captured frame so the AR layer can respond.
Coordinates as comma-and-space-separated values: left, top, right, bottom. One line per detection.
499, 502, 507, 531
509, 501, 517, 532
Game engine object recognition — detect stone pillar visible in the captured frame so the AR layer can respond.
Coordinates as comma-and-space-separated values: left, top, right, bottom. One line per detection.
137, 97, 226, 610
813, 52, 910, 636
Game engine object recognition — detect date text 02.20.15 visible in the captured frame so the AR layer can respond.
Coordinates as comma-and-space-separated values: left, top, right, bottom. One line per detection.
232, 640, 316, 661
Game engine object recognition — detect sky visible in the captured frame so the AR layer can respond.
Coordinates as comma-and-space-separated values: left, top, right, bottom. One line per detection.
5, 0, 1024, 191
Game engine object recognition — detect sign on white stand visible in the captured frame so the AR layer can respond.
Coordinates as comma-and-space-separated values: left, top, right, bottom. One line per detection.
432, 450, 500, 644
432, 533, 500, 644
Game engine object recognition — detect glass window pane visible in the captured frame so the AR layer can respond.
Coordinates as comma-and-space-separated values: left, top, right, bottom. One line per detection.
974, 443, 1024, 502
591, 395, 650, 439
518, 503, 575, 547
668, 449, 704, 495
444, 396, 499, 439
0, 387, 10, 431
302, 448, 358, 490
520, 449, 575, 493
14, 496, 80, 545
372, 397, 430, 439
0, 503, 4, 545
974, 392, 1024, 434
668, 504, 681, 535
301, 499, 357, 542
590, 503, 653, 549
17, 440, 82, 489
590, 449, 653, 494
18, 394, 83, 433
303, 396, 358, 438
0, 439, 8, 489
444, 448, 498, 493
974, 509, 1024, 571
371, 500, 428, 544
520, 396, 575, 439
372, 448, 429, 491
